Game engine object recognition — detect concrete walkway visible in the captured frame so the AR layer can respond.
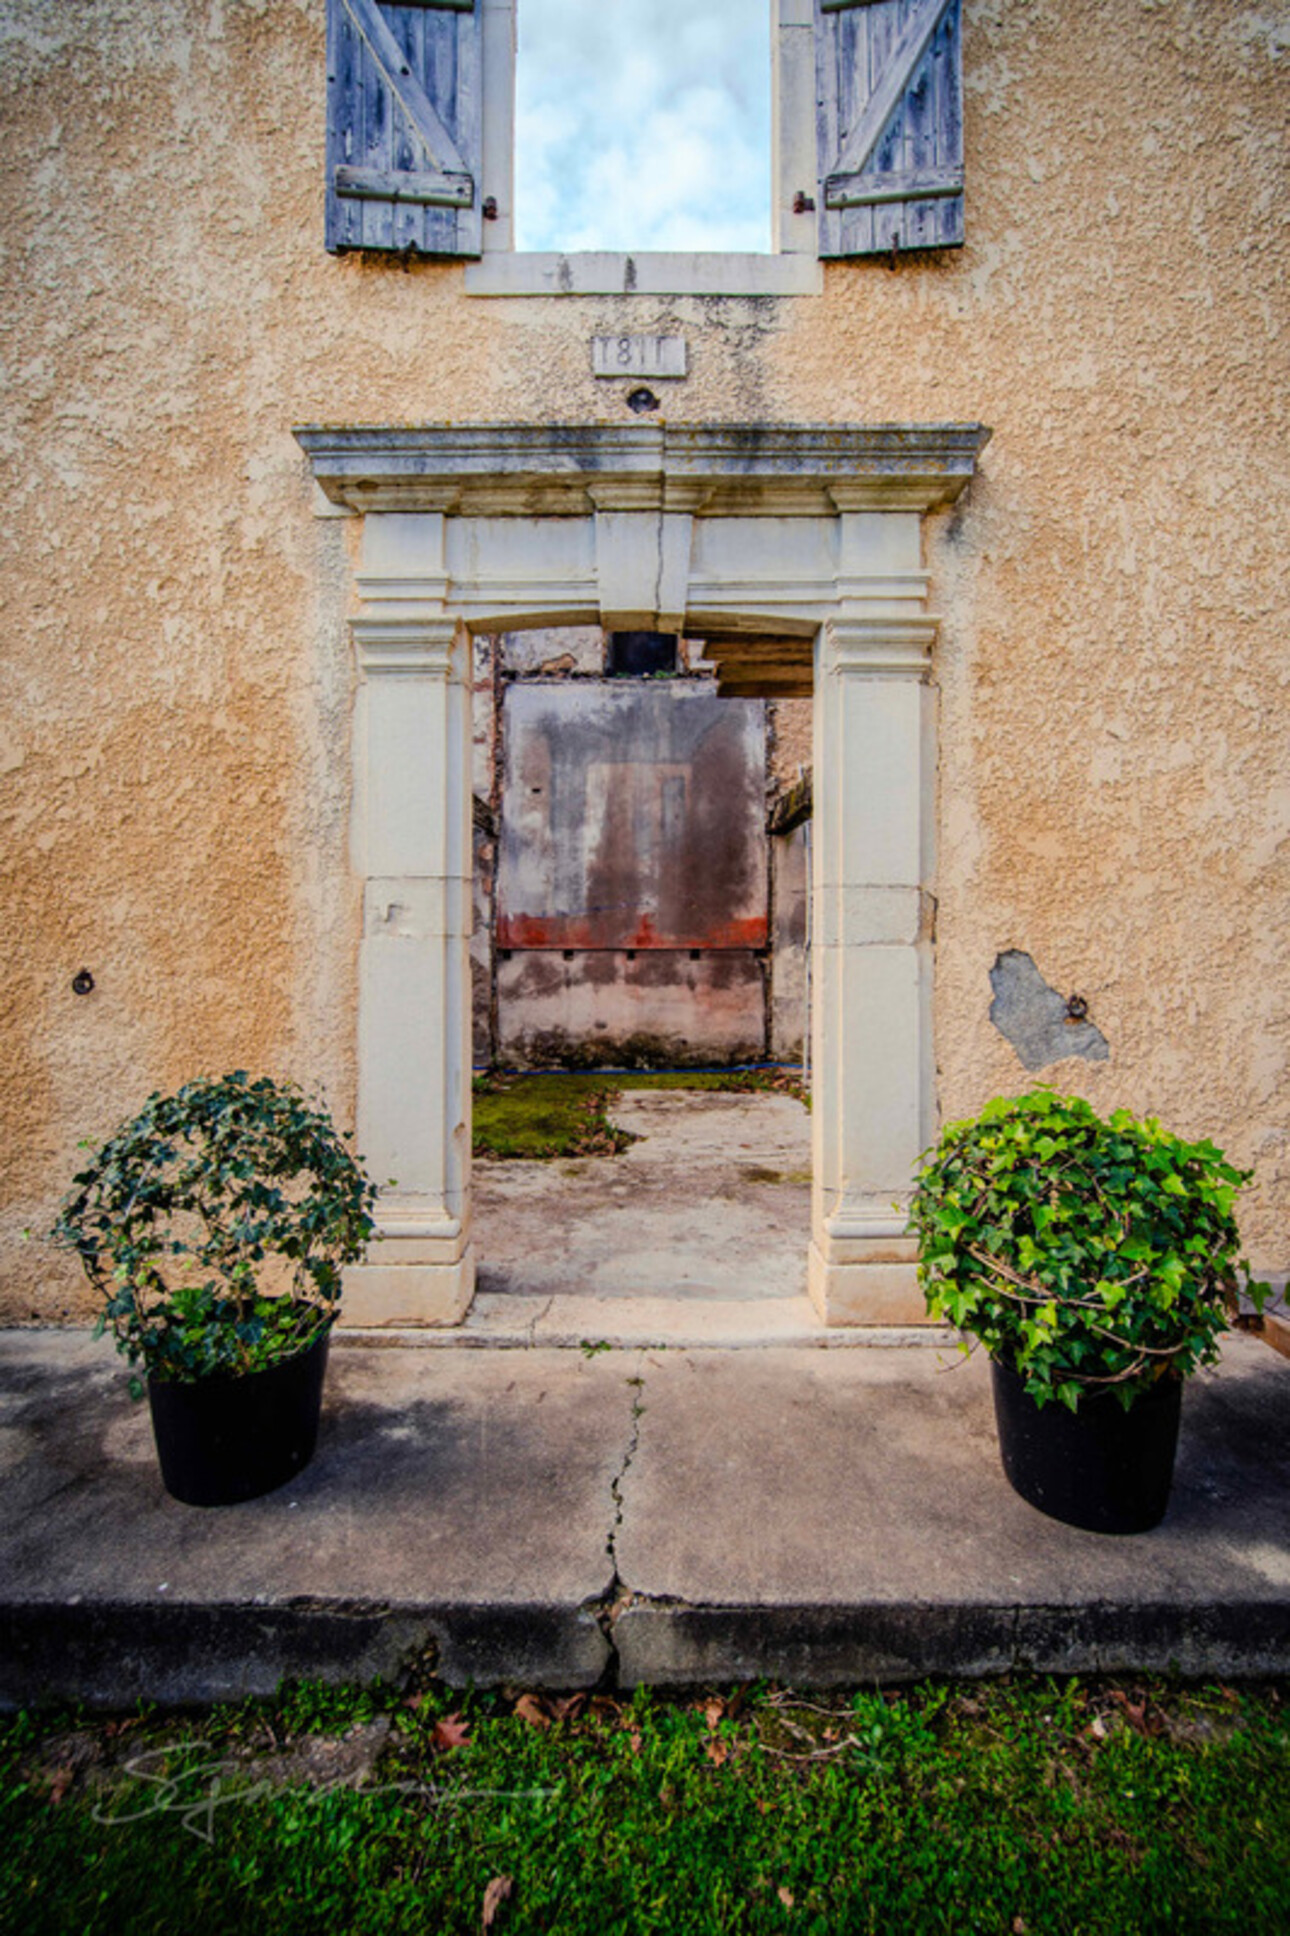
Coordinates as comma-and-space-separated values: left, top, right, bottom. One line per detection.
468, 1089, 820, 1345
1, 1327, 1286, 1707
4, 1093, 1286, 1705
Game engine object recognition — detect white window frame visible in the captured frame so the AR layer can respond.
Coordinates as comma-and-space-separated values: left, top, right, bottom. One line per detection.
466, 0, 823, 296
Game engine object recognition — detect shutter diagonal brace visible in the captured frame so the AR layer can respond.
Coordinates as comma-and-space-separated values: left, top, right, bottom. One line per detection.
340, 0, 472, 194
825, 0, 956, 206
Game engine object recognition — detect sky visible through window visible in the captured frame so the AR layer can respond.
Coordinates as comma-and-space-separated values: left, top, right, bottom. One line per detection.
514, 0, 771, 253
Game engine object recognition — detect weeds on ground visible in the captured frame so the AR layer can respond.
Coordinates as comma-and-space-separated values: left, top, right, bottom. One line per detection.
471, 1069, 807, 1160
3, 1676, 1287, 1934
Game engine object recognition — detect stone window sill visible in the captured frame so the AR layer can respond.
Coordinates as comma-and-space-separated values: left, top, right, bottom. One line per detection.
464, 251, 823, 298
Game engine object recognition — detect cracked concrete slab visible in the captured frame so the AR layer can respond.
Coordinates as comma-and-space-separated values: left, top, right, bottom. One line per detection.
0, 1335, 639, 1703
1, 1329, 1285, 1702
610, 1335, 1290, 1684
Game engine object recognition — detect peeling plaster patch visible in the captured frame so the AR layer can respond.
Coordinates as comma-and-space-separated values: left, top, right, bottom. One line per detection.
989, 950, 1109, 1071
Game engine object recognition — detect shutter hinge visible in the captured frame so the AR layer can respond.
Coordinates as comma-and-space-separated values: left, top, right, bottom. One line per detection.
482, 196, 498, 220
793, 191, 815, 214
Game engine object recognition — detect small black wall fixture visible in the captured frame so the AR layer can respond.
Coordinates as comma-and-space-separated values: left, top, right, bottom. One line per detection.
72, 969, 95, 996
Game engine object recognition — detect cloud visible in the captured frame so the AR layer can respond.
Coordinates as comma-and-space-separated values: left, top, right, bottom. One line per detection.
514, 0, 771, 253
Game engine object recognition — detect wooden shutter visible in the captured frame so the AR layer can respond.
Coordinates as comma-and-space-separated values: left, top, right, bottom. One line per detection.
326, 0, 482, 256
815, 0, 963, 257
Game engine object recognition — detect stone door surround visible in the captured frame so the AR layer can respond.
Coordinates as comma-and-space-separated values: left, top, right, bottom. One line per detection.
295, 421, 990, 1326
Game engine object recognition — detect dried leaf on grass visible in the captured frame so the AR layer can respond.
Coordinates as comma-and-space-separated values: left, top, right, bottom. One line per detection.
512, 1694, 551, 1731
1109, 1689, 1162, 1738
481, 1874, 513, 1930
431, 1714, 471, 1753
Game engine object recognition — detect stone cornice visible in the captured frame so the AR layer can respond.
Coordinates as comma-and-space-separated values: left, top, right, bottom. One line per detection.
294, 421, 992, 518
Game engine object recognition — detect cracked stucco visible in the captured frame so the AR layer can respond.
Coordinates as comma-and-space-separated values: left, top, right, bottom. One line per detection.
1, 0, 1287, 1324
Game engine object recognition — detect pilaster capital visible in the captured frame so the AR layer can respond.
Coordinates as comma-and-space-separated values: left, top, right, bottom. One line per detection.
823, 614, 938, 677
352, 616, 462, 678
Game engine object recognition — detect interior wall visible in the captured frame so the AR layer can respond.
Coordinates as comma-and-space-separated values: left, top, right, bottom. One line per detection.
471, 631, 807, 1070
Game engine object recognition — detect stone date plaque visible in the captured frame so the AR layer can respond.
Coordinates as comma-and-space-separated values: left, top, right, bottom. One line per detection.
591, 335, 688, 380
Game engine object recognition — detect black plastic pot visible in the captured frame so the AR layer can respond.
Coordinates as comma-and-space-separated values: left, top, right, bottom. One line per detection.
989, 1355, 1183, 1534
147, 1330, 330, 1507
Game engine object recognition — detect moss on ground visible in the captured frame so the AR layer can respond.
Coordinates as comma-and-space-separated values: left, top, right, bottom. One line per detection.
471, 1068, 807, 1160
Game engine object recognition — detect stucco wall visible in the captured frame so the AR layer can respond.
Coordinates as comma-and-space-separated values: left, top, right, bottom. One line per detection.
3, 0, 1287, 1322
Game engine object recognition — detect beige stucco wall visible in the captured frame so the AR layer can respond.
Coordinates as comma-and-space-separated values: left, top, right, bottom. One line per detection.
3, 0, 1287, 1321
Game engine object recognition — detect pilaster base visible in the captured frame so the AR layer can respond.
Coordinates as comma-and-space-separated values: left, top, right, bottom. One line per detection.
340, 1245, 476, 1328
807, 1241, 930, 1327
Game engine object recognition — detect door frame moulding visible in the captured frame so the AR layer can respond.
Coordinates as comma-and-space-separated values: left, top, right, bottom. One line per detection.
295, 420, 991, 1328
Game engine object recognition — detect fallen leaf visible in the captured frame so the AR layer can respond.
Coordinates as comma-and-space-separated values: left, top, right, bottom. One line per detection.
551, 1694, 586, 1724
1012, 1918, 1027, 1934
1088, 1716, 1107, 1741
482, 1874, 513, 1930
628, 1729, 643, 1755
431, 1714, 471, 1753
513, 1694, 551, 1731
778, 1887, 795, 1908
705, 1738, 731, 1767
1110, 1689, 1159, 1737
47, 1767, 73, 1807
704, 1699, 725, 1730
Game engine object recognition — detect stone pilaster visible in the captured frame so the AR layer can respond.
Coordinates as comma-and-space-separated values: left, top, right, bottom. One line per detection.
343, 515, 475, 1325
809, 513, 937, 1325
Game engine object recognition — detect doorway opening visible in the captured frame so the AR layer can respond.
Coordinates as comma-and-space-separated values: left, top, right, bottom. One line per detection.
467, 620, 813, 1337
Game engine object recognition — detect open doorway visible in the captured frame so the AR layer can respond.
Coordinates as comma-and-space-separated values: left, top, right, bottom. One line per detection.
467, 622, 814, 1334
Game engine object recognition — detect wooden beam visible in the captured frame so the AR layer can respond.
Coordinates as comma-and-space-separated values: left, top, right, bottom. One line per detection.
336, 165, 472, 207
826, 164, 964, 210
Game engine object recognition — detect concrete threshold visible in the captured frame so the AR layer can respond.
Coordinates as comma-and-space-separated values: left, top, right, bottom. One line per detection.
1, 1329, 1286, 1707
348, 1294, 956, 1351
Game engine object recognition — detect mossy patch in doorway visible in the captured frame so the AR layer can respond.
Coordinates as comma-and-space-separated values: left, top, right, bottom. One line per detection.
472, 1068, 806, 1160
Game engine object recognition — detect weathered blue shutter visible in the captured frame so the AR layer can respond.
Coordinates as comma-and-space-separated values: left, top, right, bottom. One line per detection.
815, 0, 963, 257
326, 0, 482, 256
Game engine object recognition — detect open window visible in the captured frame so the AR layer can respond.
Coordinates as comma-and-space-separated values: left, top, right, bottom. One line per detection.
324, 0, 964, 286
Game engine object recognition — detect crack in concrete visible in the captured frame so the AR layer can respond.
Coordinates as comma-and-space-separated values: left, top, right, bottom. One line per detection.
585, 1363, 647, 1686
524, 1296, 554, 1347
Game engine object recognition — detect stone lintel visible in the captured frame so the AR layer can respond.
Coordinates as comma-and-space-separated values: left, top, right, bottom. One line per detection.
295, 422, 992, 519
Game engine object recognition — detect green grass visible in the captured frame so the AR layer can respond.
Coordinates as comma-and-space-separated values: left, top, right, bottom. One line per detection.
4, 1677, 1288, 1934
471, 1068, 807, 1160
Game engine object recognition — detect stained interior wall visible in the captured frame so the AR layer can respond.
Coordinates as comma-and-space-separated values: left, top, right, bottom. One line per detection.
3, 0, 1287, 1323
470, 629, 809, 1069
